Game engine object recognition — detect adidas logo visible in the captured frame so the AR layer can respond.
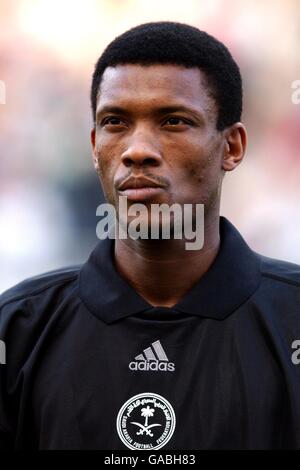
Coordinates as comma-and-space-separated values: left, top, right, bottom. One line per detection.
129, 340, 175, 372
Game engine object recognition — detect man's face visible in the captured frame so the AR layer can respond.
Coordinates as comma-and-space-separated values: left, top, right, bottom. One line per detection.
91, 64, 226, 228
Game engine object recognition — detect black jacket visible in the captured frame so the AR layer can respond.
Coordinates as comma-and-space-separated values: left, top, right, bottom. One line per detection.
1, 216, 300, 450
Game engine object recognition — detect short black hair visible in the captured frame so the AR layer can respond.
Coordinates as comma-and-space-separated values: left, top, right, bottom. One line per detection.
91, 21, 242, 130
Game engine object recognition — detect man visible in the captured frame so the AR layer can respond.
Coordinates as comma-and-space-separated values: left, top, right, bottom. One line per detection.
1, 21, 300, 450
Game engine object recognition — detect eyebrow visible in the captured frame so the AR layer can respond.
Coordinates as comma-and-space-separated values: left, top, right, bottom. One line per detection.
96, 104, 205, 122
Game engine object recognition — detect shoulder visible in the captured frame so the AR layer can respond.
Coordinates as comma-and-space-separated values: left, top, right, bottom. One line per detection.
0, 266, 81, 312
0, 266, 82, 370
258, 253, 300, 287
0, 266, 82, 382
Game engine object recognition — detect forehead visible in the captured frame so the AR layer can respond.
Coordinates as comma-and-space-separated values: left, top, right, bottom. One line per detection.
97, 64, 215, 116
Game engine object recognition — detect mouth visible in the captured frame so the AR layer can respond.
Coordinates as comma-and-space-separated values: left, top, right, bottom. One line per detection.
116, 176, 168, 202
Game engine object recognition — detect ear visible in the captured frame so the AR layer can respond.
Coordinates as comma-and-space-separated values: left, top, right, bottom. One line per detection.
90, 127, 100, 174
222, 122, 247, 172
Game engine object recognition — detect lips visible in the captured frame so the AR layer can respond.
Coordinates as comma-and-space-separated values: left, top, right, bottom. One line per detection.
116, 176, 168, 201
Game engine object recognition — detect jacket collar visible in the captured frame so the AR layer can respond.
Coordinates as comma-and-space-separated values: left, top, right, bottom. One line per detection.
78, 217, 262, 324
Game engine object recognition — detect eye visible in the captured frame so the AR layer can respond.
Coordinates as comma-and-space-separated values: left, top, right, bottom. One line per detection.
163, 117, 190, 126
101, 116, 127, 127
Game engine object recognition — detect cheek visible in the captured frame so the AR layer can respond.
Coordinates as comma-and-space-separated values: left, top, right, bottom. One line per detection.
184, 159, 208, 184
183, 138, 222, 184
173, 146, 213, 186
95, 140, 116, 180
170, 138, 223, 204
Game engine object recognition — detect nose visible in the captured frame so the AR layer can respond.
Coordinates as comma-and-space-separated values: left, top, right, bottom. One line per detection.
121, 128, 163, 168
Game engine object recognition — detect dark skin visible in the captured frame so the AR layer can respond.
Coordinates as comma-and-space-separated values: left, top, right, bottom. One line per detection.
91, 64, 247, 307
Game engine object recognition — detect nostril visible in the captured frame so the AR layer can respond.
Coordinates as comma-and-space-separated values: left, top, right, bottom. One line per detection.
122, 156, 160, 167
122, 157, 132, 167
144, 157, 160, 166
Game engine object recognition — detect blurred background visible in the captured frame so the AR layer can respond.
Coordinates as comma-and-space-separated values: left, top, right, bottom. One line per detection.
0, 0, 300, 293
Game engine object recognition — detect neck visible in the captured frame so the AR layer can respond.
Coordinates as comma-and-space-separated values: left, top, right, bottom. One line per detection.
114, 215, 221, 308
